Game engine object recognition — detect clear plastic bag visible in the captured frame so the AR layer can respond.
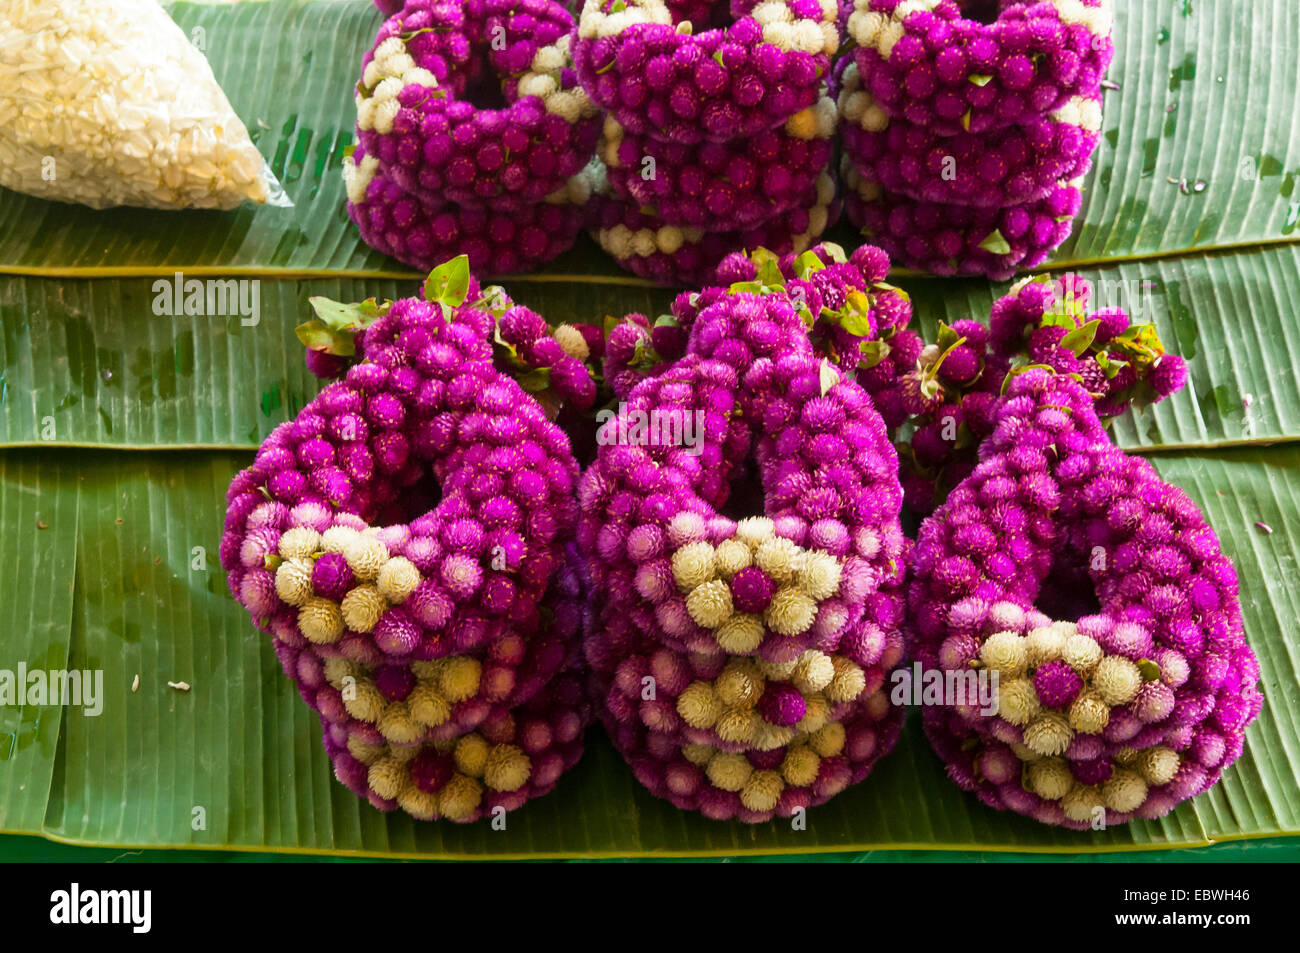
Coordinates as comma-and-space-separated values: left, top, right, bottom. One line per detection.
0, 0, 290, 210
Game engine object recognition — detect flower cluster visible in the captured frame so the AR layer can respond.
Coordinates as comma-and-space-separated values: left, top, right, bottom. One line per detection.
906, 368, 1262, 828
840, 0, 1113, 278
577, 244, 911, 821
222, 261, 592, 820
600, 99, 837, 230
346, 0, 601, 272
575, 0, 842, 285
881, 274, 1186, 516
573, 0, 840, 145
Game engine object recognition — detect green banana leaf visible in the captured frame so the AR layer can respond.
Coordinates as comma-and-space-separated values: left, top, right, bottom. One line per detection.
5, 246, 1299, 452
0, 0, 1297, 858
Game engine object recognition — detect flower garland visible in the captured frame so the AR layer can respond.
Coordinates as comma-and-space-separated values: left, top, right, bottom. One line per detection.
839, 1, 1113, 278
221, 257, 595, 821
573, 0, 843, 285
906, 367, 1262, 828
346, 0, 600, 273
577, 243, 911, 820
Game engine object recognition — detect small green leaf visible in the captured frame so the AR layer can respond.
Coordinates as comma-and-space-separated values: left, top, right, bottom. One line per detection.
794, 249, 826, 279
728, 281, 765, 295
820, 242, 848, 264
1060, 318, 1101, 357
968, 73, 994, 86
961, 109, 972, 131
1137, 658, 1163, 682
653, 314, 679, 328
713, 50, 725, 66
424, 254, 471, 310
610, 0, 626, 10
936, 321, 962, 352
757, 257, 785, 288
978, 230, 1012, 255
859, 339, 890, 369
819, 359, 840, 396
516, 367, 553, 393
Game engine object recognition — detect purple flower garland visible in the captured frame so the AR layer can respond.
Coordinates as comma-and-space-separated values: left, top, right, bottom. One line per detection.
221, 261, 594, 821
839, 0, 1113, 278
346, 0, 600, 273
906, 367, 1262, 828
577, 244, 911, 820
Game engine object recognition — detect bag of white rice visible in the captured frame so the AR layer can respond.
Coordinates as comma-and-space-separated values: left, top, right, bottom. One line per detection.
0, 0, 290, 210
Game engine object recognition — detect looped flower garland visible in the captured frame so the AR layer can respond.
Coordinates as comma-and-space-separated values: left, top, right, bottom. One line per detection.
906, 367, 1262, 828
847, 0, 1114, 137
578, 244, 911, 820
357, 0, 601, 211
574, 0, 841, 145
222, 260, 595, 821
345, 0, 599, 272
838, 2, 1112, 278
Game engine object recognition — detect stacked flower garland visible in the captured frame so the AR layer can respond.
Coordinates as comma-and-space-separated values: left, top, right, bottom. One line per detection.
907, 367, 1262, 828
345, 0, 602, 274
578, 244, 913, 821
220, 258, 601, 821
839, 0, 1113, 279
574, 0, 843, 285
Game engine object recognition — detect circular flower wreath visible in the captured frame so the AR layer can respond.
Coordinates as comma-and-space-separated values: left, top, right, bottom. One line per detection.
344, 143, 591, 274
591, 166, 840, 286
356, 0, 600, 211
843, 157, 1081, 280
574, 0, 841, 144
221, 259, 598, 820
847, 0, 1114, 136
837, 59, 1101, 208
598, 96, 837, 230
577, 244, 911, 820
907, 367, 1262, 828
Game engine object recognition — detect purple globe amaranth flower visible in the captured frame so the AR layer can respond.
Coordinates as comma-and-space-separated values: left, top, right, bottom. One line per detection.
731, 566, 777, 614
1034, 659, 1082, 708
758, 683, 807, 727
907, 368, 1263, 830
